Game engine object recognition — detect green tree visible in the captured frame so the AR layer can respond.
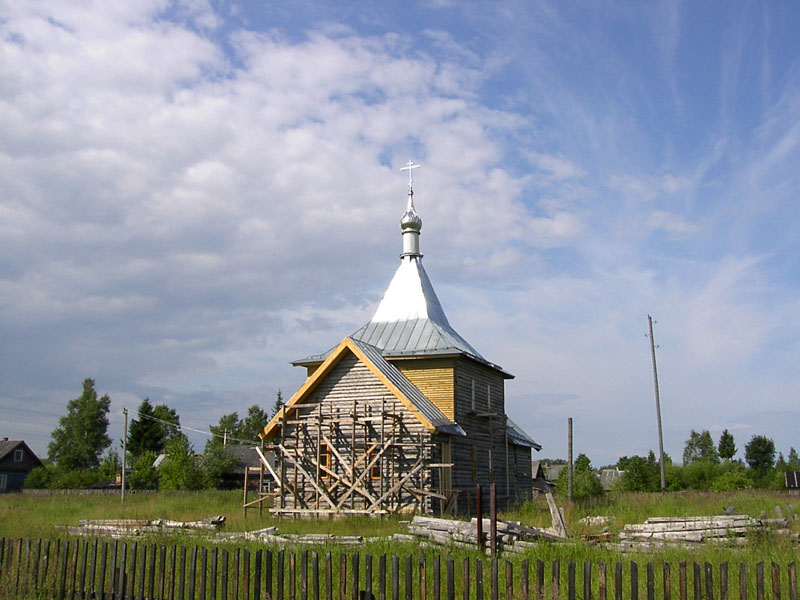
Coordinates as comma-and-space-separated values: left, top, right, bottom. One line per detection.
157, 435, 203, 490
242, 405, 270, 443
199, 446, 238, 489
683, 429, 719, 465
152, 404, 182, 443
744, 435, 776, 474
128, 451, 159, 489
618, 454, 661, 492
206, 412, 244, 451
98, 450, 121, 482
717, 429, 737, 460
788, 447, 799, 468
127, 399, 162, 458
270, 389, 285, 418
48, 378, 112, 470
556, 453, 603, 502
127, 399, 181, 458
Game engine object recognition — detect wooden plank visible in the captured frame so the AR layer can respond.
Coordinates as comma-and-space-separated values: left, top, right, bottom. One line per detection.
567, 561, 575, 600
178, 545, 187, 600
352, 553, 360, 600
393, 555, 400, 600
537, 559, 545, 600
721, 563, 728, 600
706, 563, 714, 600
615, 562, 622, 600
464, 558, 471, 600
211, 547, 219, 600
476, 559, 484, 600
325, 552, 332, 600
586, 561, 593, 600
234, 547, 241, 600
757, 563, 764, 600
97, 541, 107, 600
664, 562, 671, 600
407, 556, 414, 600
255, 550, 263, 600
188, 546, 198, 600
552, 560, 560, 600
491, 559, 498, 600
648, 563, 655, 600
379, 554, 386, 600
771, 563, 780, 600
161, 545, 169, 600
447, 558, 455, 600
739, 563, 746, 600
137, 543, 147, 600
599, 561, 607, 600
58, 540, 69, 600
340, 553, 347, 600
200, 547, 208, 600
505, 561, 513, 600
289, 551, 296, 600
680, 562, 687, 600
365, 553, 372, 600
222, 549, 229, 600
789, 563, 797, 600
116, 542, 127, 600
631, 561, 639, 600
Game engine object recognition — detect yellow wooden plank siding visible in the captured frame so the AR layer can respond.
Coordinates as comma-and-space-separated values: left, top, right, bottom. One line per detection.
391, 358, 456, 420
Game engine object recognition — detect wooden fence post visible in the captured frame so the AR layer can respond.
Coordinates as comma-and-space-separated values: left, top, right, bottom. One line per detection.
188, 546, 197, 600
720, 563, 728, 600
490, 484, 497, 557
664, 562, 671, 600
788, 563, 797, 600
693, 563, 701, 600
137, 543, 147, 600
211, 548, 219, 600
585, 561, 592, 600
446, 558, 455, 600
771, 563, 780, 600
314, 552, 320, 600
706, 562, 714, 600
491, 558, 498, 600
255, 549, 263, 600
244, 549, 251, 600
599, 561, 606, 600
365, 553, 372, 600
200, 547, 208, 600
276, 550, 285, 600
289, 552, 296, 600
505, 561, 513, 600
326, 553, 333, 600
756, 563, 764, 600
476, 558, 484, 600
679, 562, 687, 600
58, 540, 69, 600
464, 558, 471, 600
222, 549, 230, 600
739, 563, 747, 600
631, 561, 638, 600
407, 555, 413, 600
393, 555, 400, 600
537, 560, 545, 600
98, 541, 108, 600
522, 559, 529, 600
552, 560, 560, 600
476, 484, 484, 552
353, 553, 360, 600
648, 562, 655, 600
566, 561, 575, 600
378, 554, 385, 600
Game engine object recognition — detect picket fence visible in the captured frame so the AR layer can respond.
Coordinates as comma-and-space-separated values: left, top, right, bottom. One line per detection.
0, 537, 797, 600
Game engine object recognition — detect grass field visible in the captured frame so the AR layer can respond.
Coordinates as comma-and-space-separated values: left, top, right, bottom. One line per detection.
1, 489, 797, 564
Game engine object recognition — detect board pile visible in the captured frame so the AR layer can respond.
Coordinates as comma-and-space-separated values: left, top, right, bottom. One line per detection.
610, 514, 791, 552
408, 515, 564, 553
61, 516, 226, 538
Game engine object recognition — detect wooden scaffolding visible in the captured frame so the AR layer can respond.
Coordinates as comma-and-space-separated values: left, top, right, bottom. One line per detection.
243, 398, 455, 517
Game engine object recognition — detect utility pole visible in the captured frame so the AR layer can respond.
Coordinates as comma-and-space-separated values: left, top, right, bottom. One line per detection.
223, 429, 228, 447
648, 315, 667, 492
567, 417, 573, 503
121, 407, 128, 502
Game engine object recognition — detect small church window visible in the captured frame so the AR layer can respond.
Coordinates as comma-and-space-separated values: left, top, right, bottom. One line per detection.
13, 449, 23, 462
319, 442, 331, 478
470, 379, 476, 411
369, 449, 381, 480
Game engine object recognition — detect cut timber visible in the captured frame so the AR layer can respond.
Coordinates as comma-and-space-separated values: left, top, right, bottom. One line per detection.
545, 491, 568, 538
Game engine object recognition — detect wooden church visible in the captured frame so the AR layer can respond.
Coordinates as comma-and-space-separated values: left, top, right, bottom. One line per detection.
258, 164, 540, 516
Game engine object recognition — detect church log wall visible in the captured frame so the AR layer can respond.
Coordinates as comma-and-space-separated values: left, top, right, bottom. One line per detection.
273, 353, 438, 515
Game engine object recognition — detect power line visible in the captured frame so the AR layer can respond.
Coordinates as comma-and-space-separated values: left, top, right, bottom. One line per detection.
136, 412, 260, 446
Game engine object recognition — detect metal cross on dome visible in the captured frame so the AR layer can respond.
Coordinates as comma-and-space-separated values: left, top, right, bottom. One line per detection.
400, 160, 421, 188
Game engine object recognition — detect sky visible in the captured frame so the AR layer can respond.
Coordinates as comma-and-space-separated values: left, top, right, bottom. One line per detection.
2, 0, 800, 467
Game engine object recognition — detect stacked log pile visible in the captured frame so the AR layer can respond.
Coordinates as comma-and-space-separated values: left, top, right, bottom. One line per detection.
408, 515, 564, 553
610, 514, 792, 552
61, 516, 226, 538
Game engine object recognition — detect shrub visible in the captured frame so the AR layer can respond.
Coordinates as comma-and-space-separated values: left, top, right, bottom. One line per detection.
709, 470, 751, 491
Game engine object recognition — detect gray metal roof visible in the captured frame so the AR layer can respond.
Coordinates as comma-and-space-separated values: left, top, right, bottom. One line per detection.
294, 257, 511, 376
349, 337, 465, 436
506, 417, 542, 450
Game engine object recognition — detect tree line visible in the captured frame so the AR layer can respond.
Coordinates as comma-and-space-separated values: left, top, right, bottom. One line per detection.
26, 379, 286, 490
554, 428, 799, 502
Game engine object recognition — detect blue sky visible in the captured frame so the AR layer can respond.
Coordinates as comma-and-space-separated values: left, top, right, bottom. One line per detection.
2, 1, 799, 466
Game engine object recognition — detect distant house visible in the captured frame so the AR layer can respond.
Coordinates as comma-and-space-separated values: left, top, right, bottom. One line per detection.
599, 468, 625, 491
531, 460, 555, 493
0, 438, 43, 492
219, 446, 276, 491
